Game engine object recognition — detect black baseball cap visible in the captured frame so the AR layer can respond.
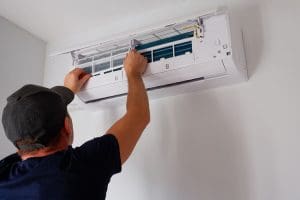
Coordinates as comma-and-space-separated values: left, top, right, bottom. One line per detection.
1, 84, 74, 150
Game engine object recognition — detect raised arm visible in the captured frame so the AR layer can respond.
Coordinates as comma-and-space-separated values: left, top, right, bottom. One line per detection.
107, 50, 150, 164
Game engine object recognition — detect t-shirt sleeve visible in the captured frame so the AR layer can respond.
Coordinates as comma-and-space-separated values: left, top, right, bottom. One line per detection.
74, 134, 122, 176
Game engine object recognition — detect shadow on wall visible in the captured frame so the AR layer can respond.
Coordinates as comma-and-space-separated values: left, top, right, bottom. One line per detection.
136, 90, 251, 200
230, 3, 264, 78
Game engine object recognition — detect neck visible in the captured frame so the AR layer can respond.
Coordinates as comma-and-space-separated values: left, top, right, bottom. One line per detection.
19, 130, 72, 160
20, 145, 68, 161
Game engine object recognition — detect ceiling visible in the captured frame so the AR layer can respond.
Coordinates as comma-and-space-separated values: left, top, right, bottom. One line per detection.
0, 0, 223, 53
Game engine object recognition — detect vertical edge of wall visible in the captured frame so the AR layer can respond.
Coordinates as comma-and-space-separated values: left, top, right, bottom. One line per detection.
0, 16, 46, 159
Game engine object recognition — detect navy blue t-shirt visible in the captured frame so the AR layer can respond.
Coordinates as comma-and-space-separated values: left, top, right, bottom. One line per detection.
0, 134, 122, 200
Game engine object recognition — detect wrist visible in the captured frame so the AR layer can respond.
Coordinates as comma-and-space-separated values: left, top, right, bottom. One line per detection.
126, 72, 142, 80
64, 85, 77, 94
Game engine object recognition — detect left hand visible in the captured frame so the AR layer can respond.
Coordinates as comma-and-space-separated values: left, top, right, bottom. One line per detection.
64, 68, 91, 93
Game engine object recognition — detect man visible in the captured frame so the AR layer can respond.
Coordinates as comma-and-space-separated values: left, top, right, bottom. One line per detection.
0, 50, 150, 199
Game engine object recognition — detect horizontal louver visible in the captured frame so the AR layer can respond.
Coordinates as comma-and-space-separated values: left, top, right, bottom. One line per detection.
113, 67, 122, 72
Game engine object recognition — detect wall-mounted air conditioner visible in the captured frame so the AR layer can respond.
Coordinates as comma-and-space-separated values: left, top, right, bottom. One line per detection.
70, 9, 247, 104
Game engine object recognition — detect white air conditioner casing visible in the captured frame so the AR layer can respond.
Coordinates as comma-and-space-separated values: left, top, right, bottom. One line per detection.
69, 9, 247, 105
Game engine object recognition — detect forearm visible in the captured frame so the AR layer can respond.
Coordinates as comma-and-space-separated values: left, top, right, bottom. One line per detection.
126, 75, 150, 123
106, 50, 149, 164
106, 75, 150, 164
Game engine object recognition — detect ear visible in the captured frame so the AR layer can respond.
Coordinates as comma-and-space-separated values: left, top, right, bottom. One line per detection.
64, 116, 73, 136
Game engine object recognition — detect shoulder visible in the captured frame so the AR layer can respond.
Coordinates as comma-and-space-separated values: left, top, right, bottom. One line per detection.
0, 153, 20, 165
0, 153, 20, 179
73, 134, 120, 154
71, 134, 121, 175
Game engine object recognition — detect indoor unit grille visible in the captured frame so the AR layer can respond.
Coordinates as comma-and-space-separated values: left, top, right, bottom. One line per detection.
75, 31, 195, 75
141, 41, 193, 63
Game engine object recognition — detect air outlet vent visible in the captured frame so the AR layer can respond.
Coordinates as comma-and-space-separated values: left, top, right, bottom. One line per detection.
113, 58, 124, 67
83, 66, 93, 74
141, 51, 152, 63
153, 46, 173, 61
140, 41, 193, 64
95, 62, 110, 72
175, 41, 192, 56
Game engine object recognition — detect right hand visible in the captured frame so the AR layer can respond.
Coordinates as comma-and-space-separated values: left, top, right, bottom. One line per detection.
124, 50, 148, 78
64, 68, 91, 93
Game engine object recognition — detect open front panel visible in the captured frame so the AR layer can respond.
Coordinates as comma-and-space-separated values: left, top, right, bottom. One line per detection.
73, 11, 240, 103
72, 18, 200, 75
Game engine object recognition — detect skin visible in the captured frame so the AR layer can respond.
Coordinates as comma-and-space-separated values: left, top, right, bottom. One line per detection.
107, 50, 150, 164
21, 50, 150, 164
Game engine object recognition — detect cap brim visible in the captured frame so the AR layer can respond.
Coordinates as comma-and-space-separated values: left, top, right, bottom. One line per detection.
51, 86, 74, 105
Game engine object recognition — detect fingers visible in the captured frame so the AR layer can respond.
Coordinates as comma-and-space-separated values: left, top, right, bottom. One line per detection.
127, 49, 145, 59
72, 68, 91, 81
72, 68, 84, 73
79, 73, 91, 86
128, 49, 138, 55
128, 49, 137, 52
125, 49, 148, 64
72, 68, 88, 77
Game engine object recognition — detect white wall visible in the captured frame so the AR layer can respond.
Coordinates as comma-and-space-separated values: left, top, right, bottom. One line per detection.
0, 16, 46, 159
44, 0, 300, 200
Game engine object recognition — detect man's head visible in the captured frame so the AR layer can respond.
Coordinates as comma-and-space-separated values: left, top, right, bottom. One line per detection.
2, 84, 75, 154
